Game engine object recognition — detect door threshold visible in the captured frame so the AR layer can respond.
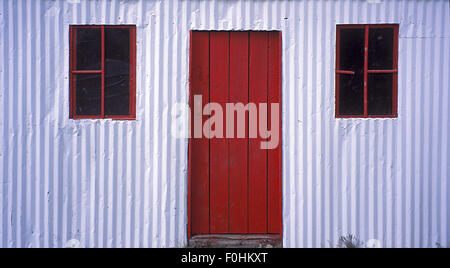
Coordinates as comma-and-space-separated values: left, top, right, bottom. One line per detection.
188, 234, 282, 248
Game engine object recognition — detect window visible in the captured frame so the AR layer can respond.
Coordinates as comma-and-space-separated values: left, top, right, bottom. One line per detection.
335, 24, 398, 118
69, 25, 136, 119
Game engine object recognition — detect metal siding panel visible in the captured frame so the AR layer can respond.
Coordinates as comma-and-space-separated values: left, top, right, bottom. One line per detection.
0, 0, 448, 248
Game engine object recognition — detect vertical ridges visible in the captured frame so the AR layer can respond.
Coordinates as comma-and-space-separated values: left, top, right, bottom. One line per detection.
0, 0, 448, 248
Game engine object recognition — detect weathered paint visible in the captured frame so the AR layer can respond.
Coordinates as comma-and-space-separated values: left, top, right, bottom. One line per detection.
0, 0, 449, 248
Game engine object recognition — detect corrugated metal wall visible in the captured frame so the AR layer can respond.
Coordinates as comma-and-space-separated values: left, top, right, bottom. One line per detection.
0, 0, 449, 248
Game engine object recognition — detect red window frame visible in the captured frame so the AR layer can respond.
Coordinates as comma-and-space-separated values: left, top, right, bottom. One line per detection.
335, 24, 399, 118
69, 25, 136, 120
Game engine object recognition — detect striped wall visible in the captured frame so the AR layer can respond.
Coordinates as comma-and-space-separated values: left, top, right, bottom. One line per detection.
0, 0, 449, 248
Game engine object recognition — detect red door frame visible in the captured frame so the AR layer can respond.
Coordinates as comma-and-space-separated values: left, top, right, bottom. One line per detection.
187, 30, 282, 239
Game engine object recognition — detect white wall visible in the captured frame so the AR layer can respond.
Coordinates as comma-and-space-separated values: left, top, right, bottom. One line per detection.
0, 0, 449, 248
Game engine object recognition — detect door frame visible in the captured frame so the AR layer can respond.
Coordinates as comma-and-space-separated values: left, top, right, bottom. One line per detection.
187, 30, 283, 241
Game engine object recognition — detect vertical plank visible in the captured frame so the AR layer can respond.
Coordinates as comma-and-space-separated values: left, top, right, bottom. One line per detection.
190, 31, 210, 235
209, 32, 229, 233
268, 32, 282, 234
229, 32, 249, 233
249, 31, 268, 234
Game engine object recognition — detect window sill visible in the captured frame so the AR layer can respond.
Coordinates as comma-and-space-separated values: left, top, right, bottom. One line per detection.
335, 115, 398, 119
70, 116, 136, 121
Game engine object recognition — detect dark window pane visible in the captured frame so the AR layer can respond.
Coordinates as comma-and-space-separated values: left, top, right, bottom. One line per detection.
105, 28, 130, 116
368, 28, 394, 70
75, 74, 102, 115
338, 73, 364, 115
338, 28, 365, 73
76, 28, 101, 70
367, 74, 393, 115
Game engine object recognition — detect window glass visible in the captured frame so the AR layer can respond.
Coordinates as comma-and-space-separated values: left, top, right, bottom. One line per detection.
339, 28, 365, 72
367, 74, 393, 115
368, 28, 394, 70
104, 28, 130, 116
75, 74, 102, 115
339, 73, 364, 115
76, 28, 102, 70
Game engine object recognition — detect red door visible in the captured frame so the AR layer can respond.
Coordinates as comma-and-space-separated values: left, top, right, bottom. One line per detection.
189, 31, 282, 236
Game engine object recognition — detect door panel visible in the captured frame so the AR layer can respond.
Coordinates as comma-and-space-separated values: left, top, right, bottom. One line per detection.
229, 32, 249, 234
209, 32, 230, 233
189, 31, 210, 235
248, 32, 269, 234
267, 32, 282, 234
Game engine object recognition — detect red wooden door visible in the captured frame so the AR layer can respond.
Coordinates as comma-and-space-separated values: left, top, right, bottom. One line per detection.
189, 31, 282, 236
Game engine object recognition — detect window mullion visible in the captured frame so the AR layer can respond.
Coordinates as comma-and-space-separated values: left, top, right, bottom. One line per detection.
364, 25, 369, 118
101, 26, 105, 118
70, 27, 75, 118
336, 70, 355, 75
367, 70, 397, 74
